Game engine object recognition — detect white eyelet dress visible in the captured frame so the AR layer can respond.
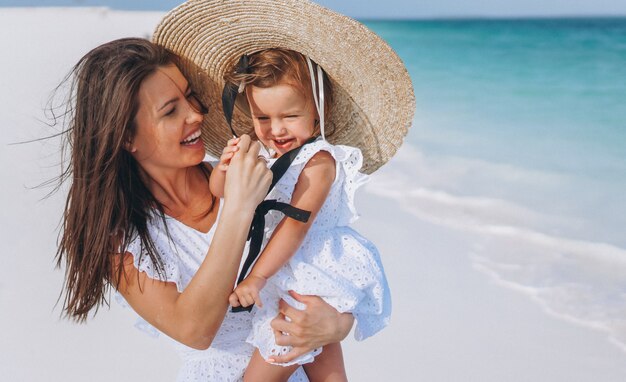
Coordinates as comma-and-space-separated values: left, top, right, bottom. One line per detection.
246, 138, 392, 366
116, 197, 309, 382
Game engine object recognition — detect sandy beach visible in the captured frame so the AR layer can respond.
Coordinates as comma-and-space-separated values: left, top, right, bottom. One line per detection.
1, 7, 625, 381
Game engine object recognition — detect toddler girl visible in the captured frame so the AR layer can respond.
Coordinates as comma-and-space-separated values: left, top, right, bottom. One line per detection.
209, 48, 391, 382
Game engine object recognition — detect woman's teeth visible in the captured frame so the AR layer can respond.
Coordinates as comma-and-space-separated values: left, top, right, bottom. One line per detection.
181, 130, 201, 145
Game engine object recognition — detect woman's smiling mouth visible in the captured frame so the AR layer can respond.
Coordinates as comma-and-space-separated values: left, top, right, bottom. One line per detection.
181, 130, 201, 145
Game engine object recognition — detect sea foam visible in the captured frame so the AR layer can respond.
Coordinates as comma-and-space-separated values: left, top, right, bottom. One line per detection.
367, 142, 626, 354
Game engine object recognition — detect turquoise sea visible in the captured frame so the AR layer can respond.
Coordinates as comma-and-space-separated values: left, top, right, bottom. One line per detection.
368, 18, 626, 243
364, 18, 626, 352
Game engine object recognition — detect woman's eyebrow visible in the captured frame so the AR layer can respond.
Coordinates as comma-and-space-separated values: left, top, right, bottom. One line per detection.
158, 97, 178, 111
157, 85, 190, 111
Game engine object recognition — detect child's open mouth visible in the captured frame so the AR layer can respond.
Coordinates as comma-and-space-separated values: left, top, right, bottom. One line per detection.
273, 138, 295, 150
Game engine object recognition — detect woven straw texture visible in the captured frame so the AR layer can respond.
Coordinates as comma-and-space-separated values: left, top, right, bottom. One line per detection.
153, 0, 415, 173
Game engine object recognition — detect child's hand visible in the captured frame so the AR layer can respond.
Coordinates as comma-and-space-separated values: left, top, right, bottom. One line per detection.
217, 137, 240, 171
229, 274, 267, 309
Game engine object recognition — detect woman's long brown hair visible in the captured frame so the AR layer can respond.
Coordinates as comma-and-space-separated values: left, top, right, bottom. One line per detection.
54, 38, 209, 322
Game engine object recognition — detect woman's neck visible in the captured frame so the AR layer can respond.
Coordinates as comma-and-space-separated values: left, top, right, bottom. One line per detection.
141, 164, 209, 215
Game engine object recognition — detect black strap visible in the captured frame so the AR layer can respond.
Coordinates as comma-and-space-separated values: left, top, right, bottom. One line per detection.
237, 200, 310, 286
221, 54, 250, 138
267, 136, 317, 192
231, 137, 317, 313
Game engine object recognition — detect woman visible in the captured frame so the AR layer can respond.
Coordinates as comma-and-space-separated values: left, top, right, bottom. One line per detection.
55, 38, 353, 381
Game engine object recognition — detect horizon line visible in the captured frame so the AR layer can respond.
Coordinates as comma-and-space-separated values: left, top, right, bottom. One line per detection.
2, 6, 626, 20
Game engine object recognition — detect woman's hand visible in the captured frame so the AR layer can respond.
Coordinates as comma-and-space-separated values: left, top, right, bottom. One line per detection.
268, 290, 355, 363
223, 134, 272, 212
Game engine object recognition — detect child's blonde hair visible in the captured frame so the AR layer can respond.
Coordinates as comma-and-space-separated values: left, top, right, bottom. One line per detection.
225, 48, 334, 136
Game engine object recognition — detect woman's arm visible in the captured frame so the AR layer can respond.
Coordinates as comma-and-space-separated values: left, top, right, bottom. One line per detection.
114, 136, 271, 350
269, 291, 355, 363
229, 151, 336, 308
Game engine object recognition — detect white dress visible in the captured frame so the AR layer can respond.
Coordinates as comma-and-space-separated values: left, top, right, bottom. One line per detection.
246, 139, 392, 366
116, 198, 309, 382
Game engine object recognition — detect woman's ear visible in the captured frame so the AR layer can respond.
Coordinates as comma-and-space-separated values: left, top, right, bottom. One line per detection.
124, 138, 137, 153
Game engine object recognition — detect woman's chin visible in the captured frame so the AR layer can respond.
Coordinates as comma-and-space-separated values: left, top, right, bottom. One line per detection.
180, 141, 206, 165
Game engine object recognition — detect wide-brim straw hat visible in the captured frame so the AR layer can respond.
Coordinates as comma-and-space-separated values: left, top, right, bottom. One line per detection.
153, 0, 415, 174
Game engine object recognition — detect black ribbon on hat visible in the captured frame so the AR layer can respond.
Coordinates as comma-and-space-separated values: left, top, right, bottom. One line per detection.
222, 54, 251, 138
231, 136, 318, 313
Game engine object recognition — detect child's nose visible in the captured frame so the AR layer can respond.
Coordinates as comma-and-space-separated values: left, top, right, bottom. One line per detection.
271, 119, 287, 135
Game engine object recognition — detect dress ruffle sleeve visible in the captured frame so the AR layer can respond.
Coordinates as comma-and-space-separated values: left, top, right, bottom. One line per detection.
272, 138, 369, 226
114, 216, 190, 338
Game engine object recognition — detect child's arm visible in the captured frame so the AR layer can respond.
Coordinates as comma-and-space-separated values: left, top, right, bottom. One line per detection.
208, 137, 240, 198
229, 150, 336, 309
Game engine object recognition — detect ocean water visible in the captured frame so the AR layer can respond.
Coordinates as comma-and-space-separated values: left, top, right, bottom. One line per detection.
364, 19, 626, 352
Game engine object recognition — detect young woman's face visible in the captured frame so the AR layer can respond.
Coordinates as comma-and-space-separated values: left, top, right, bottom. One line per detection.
247, 82, 317, 157
130, 64, 205, 173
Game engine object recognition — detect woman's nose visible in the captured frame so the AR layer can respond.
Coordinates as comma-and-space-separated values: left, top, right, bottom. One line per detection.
185, 103, 204, 125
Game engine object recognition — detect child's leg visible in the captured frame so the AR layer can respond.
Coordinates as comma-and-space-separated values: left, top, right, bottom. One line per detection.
243, 349, 300, 382
302, 342, 348, 382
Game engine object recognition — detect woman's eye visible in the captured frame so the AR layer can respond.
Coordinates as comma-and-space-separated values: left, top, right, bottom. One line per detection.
186, 92, 208, 114
257, 116, 269, 121
285, 115, 299, 119
165, 107, 176, 116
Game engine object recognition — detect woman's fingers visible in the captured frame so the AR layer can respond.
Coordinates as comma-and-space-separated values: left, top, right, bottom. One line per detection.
223, 135, 271, 210
287, 290, 314, 305
270, 292, 354, 356
271, 310, 308, 347
227, 137, 240, 147
237, 139, 264, 167
271, 315, 305, 347
234, 134, 252, 153
267, 346, 308, 364
278, 297, 306, 323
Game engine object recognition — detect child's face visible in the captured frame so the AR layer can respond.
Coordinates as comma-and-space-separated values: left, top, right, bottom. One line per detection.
246, 82, 317, 157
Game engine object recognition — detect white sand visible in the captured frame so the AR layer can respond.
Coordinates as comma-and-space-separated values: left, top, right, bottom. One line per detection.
1, 7, 625, 381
